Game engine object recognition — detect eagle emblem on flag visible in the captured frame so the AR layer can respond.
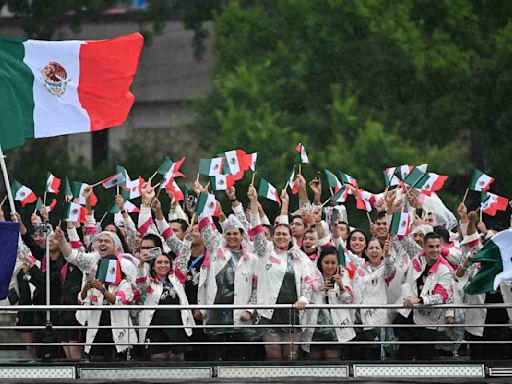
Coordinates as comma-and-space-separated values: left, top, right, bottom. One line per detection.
41, 61, 70, 97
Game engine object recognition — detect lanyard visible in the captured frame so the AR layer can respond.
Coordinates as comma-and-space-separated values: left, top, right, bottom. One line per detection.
188, 254, 204, 272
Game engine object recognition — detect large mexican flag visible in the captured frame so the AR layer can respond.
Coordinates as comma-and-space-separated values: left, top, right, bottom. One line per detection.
0, 33, 143, 149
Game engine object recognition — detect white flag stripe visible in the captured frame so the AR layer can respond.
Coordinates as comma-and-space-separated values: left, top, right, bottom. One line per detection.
24, 40, 91, 138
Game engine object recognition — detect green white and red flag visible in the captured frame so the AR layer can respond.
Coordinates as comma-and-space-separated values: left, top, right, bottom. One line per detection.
225, 149, 248, 175
258, 177, 280, 205
421, 173, 448, 196
34, 197, 57, 213
116, 165, 129, 181
62, 201, 87, 223
64, 176, 73, 202
198, 157, 224, 176
330, 185, 348, 203
337, 171, 358, 194
96, 258, 122, 284
389, 202, 411, 236
466, 229, 512, 295
72, 181, 97, 206
469, 169, 494, 191
324, 169, 343, 193
10, 180, 37, 207
245, 152, 258, 172
165, 178, 184, 201
0, 33, 143, 150
295, 143, 309, 164
210, 175, 235, 191
394, 164, 414, 181
288, 167, 298, 195
383, 167, 401, 187
403, 167, 430, 189
45, 172, 61, 194
101, 172, 126, 189
109, 200, 139, 214
195, 192, 218, 218
481, 191, 508, 216
121, 176, 144, 200
157, 156, 185, 177
356, 189, 376, 212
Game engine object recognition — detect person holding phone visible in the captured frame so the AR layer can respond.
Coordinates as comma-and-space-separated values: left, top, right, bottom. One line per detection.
302, 246, 355, 360
136, 250, 195, 361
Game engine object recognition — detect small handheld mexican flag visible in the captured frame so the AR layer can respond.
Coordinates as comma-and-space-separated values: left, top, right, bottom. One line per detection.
466, 229, 512, 295
195, 192, 219, 218
109, 200, 139, 214
403, 166, 430, 189
121, 176, 144, 200
356, 189, 376, 212
10, 180, 37, 207
45, 172, 61, 194
383, 167, 401, 187
421, 173, 448, 196
324, 169, 343, 193
34, 197, 57, 214
72, 181, 97, 206
481, 191, 508, 216
245, 152, 258, 172
288, 167, 298, 195
295, 143, 309, 164
469, 169, 494, 191
64, 177, 73, 202
96, 258, 122, 285
225, 149, 248, 175
198, 157, 224, 176
210, 174, 235, 191
157, 156, 185, 178
389, 202, 411, 236
337, 171, 358, 189
258, 177, 280, 205
101, 171, 126, 189
329, 185, 348, 203
62, 201, 87, 223
165, 178, 184, 201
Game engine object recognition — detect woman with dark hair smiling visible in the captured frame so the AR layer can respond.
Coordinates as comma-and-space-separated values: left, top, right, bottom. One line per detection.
302, 246, 355, 360
137, 250, 194, 361
248, 185, 322, 361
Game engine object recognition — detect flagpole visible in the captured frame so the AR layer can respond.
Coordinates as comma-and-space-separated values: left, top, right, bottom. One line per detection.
91, 180, 103, 188
251, 172, 256, 186
148, 171, 158, 183
0, 195, 6, 208
116, 185, 120, 196
0, 145, 16, 214
298, 164, 302, 175
43, 191, 47, 207
366, 211, 373, 226
196, 173, 200, 182
479, 208, 483, 222
99, 211, 108, 227
462, 188, 469, 204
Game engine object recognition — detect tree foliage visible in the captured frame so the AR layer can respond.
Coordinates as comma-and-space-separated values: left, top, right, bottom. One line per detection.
194, 0, 512, 219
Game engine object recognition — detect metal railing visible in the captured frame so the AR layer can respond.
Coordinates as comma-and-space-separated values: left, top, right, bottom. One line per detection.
0, 302, 510, 353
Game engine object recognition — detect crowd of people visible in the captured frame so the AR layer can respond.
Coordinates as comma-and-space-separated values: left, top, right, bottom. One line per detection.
3, 172, 512, 362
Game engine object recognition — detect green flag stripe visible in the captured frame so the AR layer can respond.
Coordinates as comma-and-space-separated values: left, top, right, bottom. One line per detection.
466, 240, 503, 295
0, 37, 35, 149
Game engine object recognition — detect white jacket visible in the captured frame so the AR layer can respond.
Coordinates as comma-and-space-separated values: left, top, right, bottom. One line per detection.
136, 269, 195, 343
250, 214, 322, 321
76, 278, 137, 353
302, 276, 356, 352
197, 216, 258, 325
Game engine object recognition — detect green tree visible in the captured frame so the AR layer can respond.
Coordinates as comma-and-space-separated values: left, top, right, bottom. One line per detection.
194, 0, 512, 221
